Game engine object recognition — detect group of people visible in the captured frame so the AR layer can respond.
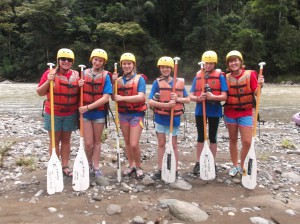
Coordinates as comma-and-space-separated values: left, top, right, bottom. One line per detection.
37, 48, 264, 185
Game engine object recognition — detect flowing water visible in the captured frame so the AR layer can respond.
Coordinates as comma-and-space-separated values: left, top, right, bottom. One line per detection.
0, 83, 299, 123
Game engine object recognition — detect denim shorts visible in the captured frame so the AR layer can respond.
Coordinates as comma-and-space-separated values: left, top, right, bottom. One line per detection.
155, 122, 180, 136
83, 117, 105, 123
44, 113, 78, 131
119, 113, 144, 128
224, 115, 253, 127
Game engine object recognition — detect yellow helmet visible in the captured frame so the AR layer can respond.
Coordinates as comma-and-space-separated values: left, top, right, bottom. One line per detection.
226, 50, 243, 64
90, 49, 108, 62
57, 48, 75, 60
157, 56, 174, 69
202, 51, 218, 64
120, 53, 136, 65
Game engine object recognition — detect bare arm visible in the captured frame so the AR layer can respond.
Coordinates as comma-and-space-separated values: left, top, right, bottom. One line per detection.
36, 80, 50, 96
115, 92, 145, 103
79, 94, 110, 113
206, 91, 227, 101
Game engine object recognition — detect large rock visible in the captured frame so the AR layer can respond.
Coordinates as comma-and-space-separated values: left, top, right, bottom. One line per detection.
166, 199, 208, 222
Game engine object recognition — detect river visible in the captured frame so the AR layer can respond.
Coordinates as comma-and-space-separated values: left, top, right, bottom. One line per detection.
0, 83, 299, 123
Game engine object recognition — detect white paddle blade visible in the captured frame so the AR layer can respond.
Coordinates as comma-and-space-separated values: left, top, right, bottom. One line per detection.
199, 141, 216, 180
242, 137, 257, 189
162, 133, 176, 183
72, 138, 90, 191
116, 136, 121, 183
47, 149, 64, 194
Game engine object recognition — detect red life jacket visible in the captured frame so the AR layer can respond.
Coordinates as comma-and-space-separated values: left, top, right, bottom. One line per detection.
194, 70, 222, 96
117, 74, 147, 113
154, 77, 184, 116
83, 69, 108, 111
46, 70, 79, 113
225, 70, 255, 110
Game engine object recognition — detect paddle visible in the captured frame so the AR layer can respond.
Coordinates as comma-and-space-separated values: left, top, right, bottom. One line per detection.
46, 62, 64, 195
72, 64, 90, 191
198, 62, 216, 181
242, 62, 266, 189
114, 62, 122, 183
161, 57, 180, 183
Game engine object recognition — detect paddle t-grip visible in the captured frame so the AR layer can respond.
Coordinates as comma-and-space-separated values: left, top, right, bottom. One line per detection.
47, 63, 55, 70
258, 62, 266, 69
173, 57, 180, 64
78, 64, 86, 71
198, 61, 205, 69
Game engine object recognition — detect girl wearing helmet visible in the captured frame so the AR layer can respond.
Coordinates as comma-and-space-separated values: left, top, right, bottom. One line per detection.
112, 53, 147, 179
148, 56, 190, 180
36, 48, 80, 177
190, 51, 228, 175
78, 49, 112, 185
224, 50, 264, 177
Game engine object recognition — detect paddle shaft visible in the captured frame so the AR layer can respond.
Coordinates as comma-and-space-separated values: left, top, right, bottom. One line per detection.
49, 68, 55, 153
253, 64, 265, 137
200, 63, 208, 141
114, 63, 119, 134
79, 66, 84, 138
169, 64, 178, 133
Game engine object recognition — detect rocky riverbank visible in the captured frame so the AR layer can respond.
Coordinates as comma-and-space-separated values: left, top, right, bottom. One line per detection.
0, 82, 300, 223
0, 110, 300, 223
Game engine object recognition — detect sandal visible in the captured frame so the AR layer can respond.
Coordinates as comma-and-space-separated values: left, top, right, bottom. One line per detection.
135, 167, 144, 179
62, 166, 73, 177
123, 166, 136, 176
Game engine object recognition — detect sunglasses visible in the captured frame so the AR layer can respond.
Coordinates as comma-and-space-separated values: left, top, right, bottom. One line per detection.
59, 57, 73, 63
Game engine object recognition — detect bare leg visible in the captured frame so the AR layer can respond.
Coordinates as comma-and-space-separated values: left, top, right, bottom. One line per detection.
227, 124, 239, 167
196, 142, 204, 161
129, 124, 143, 168
210, 143, 217, 159
92, 122, 105, 169
157, 133, 166, 169
120, 124, 134, 167
239, 126, 253, 169
172, 136, 178, 170
60, 131, 72, 168
83, 121, 94, 163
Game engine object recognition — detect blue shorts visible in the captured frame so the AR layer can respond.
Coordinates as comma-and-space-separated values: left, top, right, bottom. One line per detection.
119, 113, 144, 128
83, 110, 105, 123
44, 113, 78, 132
224, 115, 253, 127
155, 122, 180, 136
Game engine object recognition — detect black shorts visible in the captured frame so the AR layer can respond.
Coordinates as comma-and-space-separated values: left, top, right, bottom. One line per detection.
195, 116, 220, 143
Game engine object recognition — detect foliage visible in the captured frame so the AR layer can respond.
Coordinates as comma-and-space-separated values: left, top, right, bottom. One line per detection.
15, 156, 37, 171
0, 0, 299, 82
281, 139, 295, 149
0, 140, 16, 167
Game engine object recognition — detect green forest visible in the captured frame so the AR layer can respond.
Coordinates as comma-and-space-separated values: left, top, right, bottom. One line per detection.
0, 0, 299, 83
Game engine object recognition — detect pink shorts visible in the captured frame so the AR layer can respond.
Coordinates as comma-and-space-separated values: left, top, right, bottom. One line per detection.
119, 114, 144, 128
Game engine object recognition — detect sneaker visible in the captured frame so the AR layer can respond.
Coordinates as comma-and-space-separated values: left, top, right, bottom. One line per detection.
151, 170, 162, 180
229, 166, 242, 177
94, 169, 103, 178
193, 162, 200, 174
94, 169, 109, 186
